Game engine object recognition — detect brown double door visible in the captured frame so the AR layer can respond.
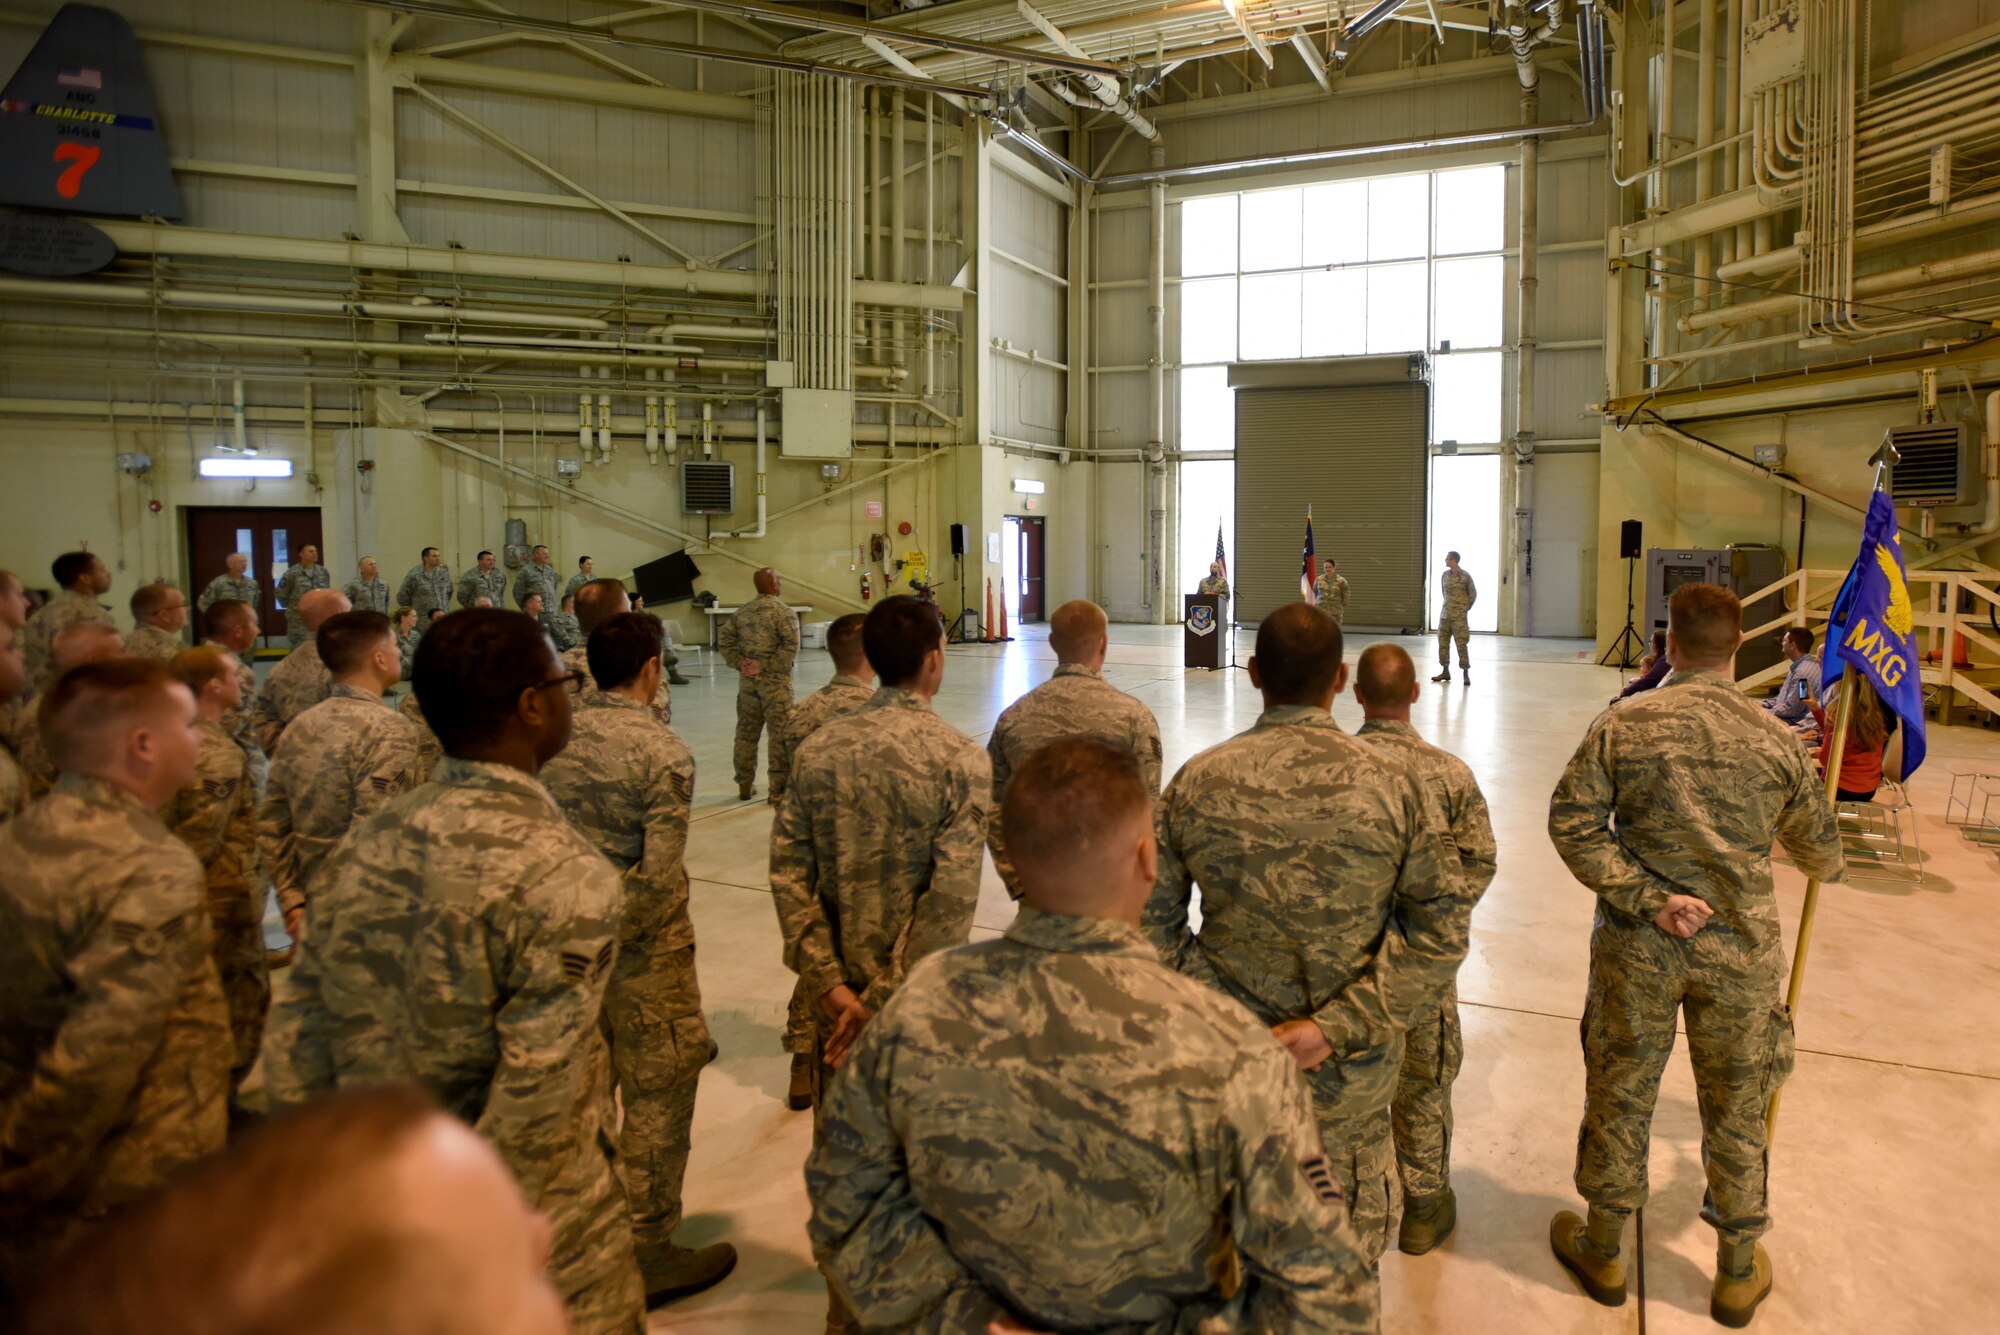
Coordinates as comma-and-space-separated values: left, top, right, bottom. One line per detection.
184, 506, 324, 645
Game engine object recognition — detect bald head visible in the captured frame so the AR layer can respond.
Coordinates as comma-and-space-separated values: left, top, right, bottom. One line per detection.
53, 621, 125, 672
1001, 739, 1156, 923
1048, 600, 1109, 668
1250, 603, 1346, 708
1353, 643, 1418, 720
572, 578, 631, 635
298, 588, 350, 633
754, 568, 780, 597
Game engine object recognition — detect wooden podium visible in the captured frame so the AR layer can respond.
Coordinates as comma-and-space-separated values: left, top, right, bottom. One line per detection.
1183, 594, 1227, 670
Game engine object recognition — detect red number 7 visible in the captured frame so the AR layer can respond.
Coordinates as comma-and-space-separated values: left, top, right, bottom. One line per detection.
54, 143, 102, 199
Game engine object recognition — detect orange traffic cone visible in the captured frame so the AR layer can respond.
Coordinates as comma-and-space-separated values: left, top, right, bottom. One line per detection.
983, 579, 996, 641
997, 580, 1010, 641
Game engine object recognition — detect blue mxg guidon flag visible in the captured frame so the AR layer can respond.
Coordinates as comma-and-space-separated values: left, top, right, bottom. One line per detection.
1821, 490, 1927, 778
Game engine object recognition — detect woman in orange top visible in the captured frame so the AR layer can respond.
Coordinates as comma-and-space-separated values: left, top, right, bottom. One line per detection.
1811, 678, 1899, 802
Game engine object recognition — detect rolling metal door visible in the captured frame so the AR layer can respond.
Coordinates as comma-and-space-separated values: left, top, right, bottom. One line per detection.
1233, 381, 1429, 627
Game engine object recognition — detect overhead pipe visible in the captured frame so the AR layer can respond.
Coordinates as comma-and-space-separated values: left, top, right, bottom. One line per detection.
1679, 246, 2000, 333
644, 366, 661, 463
1145, 143, 1167, 622
0, 275, 613, 330
577, 364, 593, 457
231, 376, 250, 455
729, 405, 770, 538
702, 401, 715, 458
596, 354, 613, 462
421, 331, 704, 354
1042, 76, 1159, 141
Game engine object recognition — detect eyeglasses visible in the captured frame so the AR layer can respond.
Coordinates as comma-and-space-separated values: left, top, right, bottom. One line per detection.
519, 668, 588, 698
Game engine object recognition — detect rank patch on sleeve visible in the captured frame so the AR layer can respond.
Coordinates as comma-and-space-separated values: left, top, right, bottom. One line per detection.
560, 941, 616, 982
370, 770, 409, 793
1300, 1155, 1343, 1206
201, 776, 239, 800
670, 772, 693, 805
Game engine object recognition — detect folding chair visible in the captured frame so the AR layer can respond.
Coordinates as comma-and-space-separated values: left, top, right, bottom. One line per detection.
1836, 779, 1924, 884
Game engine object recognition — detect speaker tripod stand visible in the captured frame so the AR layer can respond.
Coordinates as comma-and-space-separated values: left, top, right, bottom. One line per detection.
1599, 554, 1647, 670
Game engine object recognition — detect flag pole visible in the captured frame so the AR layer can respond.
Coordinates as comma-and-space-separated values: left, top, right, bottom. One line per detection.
1766, 446, 1895, 1139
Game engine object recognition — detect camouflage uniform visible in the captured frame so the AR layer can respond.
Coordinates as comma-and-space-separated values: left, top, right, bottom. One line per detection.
515, 560, 562, 624
458, 565, 507, 610
564, 571, 594, 605
126, 623, 187, 663
342, 574, 391, 615
276, 562, 330, 647
397, 626, 420, 680
162, 718, 269, 1085
398, 563, 454, 620
250, 637, 331, 754
771, 687, 989, 1095
809, 905, 1380, 1333
775, 673, 876, 1057
550, 611, 584, 652
719, 594, 799, 796
398, 692, 443, 785
1357, 719, 1498, 1205
1197, 574, 1230, 600
263, 758, 643, 1335
562, 644, 670, 727
0, 746, 23, 826
986, 663, 1163, 896
1438, 568, 1476, 671
1315, 570, 1351, 625
257, 683, 420, 921
1548, 669, 1845, 1249
9, 695, 56, 800
542, 694, 711, 1261
0, 774, 230, 1290
202, 638, 267, 791
1145, 705, 1469, 1264
196, 572, 260, 616
19, 589, 116, 689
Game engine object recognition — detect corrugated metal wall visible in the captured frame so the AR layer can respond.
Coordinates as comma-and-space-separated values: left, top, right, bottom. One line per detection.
988, 158, 1067, 450
1234, 381, 1429, 625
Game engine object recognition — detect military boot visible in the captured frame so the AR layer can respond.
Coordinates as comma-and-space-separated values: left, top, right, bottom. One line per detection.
1549, 1207, 1627, 1306
668, 669, 691, 685
1432, 669, 1452, 683
788, 1052, 814, 1111
1399, 1188, 1457, 1254
1711, 1239, 1773, 1328
640, 1240, 738, 1308
738, 781, 754, 800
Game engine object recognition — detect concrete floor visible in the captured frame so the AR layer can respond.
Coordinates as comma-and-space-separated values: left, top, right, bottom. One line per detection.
493, 624, 2000, 1332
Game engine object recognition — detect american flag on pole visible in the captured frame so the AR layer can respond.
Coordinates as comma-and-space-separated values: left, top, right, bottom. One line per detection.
1213, 521, 1227, 581
1300, 507, 1318, 605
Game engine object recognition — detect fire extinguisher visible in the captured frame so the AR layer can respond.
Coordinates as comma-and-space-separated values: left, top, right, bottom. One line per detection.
860, 571, 872, 602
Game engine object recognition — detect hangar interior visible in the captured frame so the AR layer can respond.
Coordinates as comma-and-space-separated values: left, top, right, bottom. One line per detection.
3, 0, 2000, 1332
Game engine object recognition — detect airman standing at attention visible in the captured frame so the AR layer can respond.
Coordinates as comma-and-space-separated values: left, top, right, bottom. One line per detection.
344, 557, 391, 614
1315, 559, 1351, 626
1352, 643, 1498, 1255
515, 545, 562, 627
395, 606, 421, 679
0, 661, 229, 1294
196, 552, 260, 657
264, 609, 645, 1335
566, 556, 596, 606
564, 579, 670, 726
720, 568, 799, 803
458, 550, 506, 610
163, 646, 269, 1096
1145, 604, 1469, 1266
19, 550, 116, 688
398, 547, 454, 623
250, 588, 349, 753
986, 599, 1161, 896
769, 596, 988, 1335
542, 613, 736, 1308
258, 611, 418, 944
200, 600, 265, 789
808, 739, 1379, 1334
1547, 583, 1845, 1328
276, 545, 330, 648
12, 622, 129, 800
773, 612, 874, 1111
1434, 552, 1476, 685
126, 582, 192, 663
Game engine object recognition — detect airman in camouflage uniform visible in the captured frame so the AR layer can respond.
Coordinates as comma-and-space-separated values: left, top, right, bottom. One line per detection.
1315, 561, 1351, 625
515, 545, 562, 625
809, 738, 1379, 1334
1145, 604, 1469, 1266
126, 583, 192, 663
264, 609, 645, 1335
398, 690, 443, 785
987, 600, 1162, 897
1434, 552, 1476, 683
276, 546, 330, 648
398, 548, 454, 621
395, 608, 420, 679
565, 556, 597, 606
1547, 583, 1844, 1325
0, 663, 230, 1292
721, 568, 799, 802
19, 551, 116, 688
551, 597, 584, 652
260, 682, 418, 933
1352, 643, 1497, 1255
542, 613, 736, 1304
343, 557, 390, 614
163, 647, 270, 1089
196, 552, 260, 629
458, 550, 507, 610
773, 614, 875, 1107
1197, 561, 1230, 603
199, 600, 266, 787
250, 588, 348, 753
561, 580, 671, 725
13, 622, 129, 801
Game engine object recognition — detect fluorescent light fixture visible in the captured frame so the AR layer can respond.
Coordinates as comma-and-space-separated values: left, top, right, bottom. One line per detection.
199, 457, 293, 479
1012, 478, 1046, 494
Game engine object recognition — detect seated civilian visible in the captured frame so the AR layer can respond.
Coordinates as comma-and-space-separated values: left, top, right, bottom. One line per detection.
1765, 628, 1821, 724
1613, 631, 1671, 702
1812, 678, 1901, 803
